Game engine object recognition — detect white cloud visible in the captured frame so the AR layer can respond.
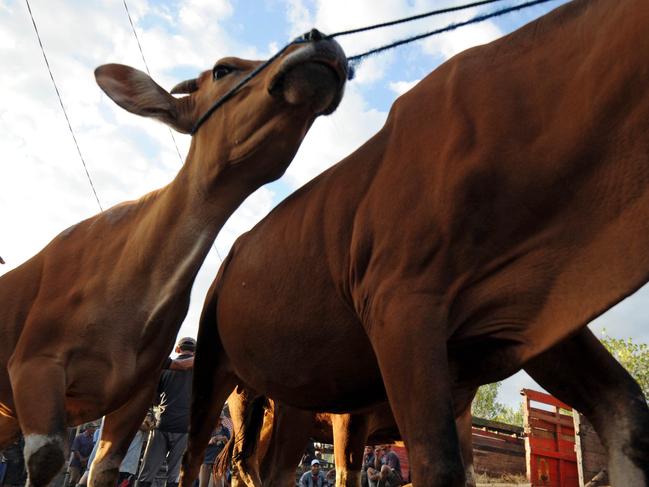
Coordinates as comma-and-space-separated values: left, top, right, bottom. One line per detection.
421, 18, 502, 61
284, 0, 312, 37
499, 371, 543, 409
590, 284, 649, 344
349, 55, 390, 85
179, 0, 234, 28
389, 79, 420, 96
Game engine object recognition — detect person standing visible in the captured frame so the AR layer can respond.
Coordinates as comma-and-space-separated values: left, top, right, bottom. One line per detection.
68, 425, 96, 487
1, 437, 26, 487
136, 337, 195, 487
77, 356, 191, 487
116, 411, 156, 487
198, 415, 230, 487
360, 446, 375, 487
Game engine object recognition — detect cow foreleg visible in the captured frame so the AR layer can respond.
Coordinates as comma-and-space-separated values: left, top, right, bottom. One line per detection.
454, 401, 476, 487
367, 295, 465, 487
8, 359, 67, 487
89, 384, 156, 487
525, 328, 649, 487
331, 412, 369, 487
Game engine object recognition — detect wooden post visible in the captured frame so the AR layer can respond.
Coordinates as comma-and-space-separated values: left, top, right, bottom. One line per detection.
522, 391, 532, 485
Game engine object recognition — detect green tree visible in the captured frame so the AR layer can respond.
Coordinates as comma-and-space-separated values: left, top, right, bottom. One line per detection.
472, 382, 524, 426
600, 333, 649, 398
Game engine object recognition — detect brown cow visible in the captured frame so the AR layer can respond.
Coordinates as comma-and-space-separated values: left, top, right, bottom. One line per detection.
181, 1, 649, 485
0, 33, 348, 487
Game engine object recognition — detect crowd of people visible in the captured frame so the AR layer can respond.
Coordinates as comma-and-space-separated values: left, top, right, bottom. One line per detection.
0, 336, 406, 487
360, 445, 403, 487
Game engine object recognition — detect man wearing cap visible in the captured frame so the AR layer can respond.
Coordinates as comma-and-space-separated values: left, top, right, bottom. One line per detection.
136, 337, 196, 487
299, 459, 328, 487
68, 424, 96, 487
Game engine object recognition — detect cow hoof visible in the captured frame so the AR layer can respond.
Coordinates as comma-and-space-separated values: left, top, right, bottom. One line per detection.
24, 434, 65, 487
89, 466, 120, 487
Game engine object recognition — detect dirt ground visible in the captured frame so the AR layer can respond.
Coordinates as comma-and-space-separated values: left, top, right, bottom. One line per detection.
475, 472, 529, 486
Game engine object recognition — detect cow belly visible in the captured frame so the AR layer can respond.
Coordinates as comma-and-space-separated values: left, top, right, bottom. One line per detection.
218, 284, 385, 412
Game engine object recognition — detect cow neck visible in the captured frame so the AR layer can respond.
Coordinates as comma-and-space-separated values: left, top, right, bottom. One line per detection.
129, 143, 254, 295
169, 143, 251, 231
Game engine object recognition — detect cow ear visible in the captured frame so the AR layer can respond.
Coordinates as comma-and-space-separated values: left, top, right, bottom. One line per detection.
95, 63, 194, 134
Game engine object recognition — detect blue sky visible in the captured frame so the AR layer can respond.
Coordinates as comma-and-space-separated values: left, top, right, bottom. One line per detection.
2, 0, 646, 411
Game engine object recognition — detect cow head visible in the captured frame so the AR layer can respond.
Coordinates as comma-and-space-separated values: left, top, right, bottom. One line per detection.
94, 31, 347, 185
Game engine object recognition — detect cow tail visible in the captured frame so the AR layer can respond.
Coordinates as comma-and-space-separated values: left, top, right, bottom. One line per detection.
184, 255, 233, 483
239, 395, 268, 461
213, 435, 234, 477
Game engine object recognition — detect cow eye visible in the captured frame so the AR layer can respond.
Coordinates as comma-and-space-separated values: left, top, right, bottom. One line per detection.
213, 64, 235, 80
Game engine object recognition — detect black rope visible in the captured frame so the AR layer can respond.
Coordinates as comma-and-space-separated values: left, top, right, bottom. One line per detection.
25, 0, 104, 211
190, 39, 306, 135
191, 0, 556, 133
345, 0, 559, 67
327, 0, 507, 39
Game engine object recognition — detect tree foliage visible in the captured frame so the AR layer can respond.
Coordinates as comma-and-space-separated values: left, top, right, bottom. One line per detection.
472, 382, 523, 426
600, 333, 649, 398
471, 334, 648, 427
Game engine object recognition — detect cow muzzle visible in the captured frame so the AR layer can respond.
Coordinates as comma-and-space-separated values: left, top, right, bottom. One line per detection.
269, 31, 348, 115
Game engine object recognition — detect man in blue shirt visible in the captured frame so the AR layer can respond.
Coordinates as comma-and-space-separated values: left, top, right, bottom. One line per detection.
199, 414, 230, 487
299, 459, 328, 487
68, 425, 96, 487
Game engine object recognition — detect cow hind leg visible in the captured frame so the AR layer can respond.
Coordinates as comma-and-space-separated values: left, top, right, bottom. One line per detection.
525, 328, 649, 486
182, 369, 236, 487
180, 288, 237, 487
367, 294, 465, 486
331, 412, 369, 487
229, 392, 268, 487
8, 359, 67, 487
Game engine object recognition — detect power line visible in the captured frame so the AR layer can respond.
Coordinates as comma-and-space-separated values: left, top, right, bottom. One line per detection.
122, 0, 151, 75
122, 0, 185, 166
25, 0, 103, 212
122, 0, 223, 264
